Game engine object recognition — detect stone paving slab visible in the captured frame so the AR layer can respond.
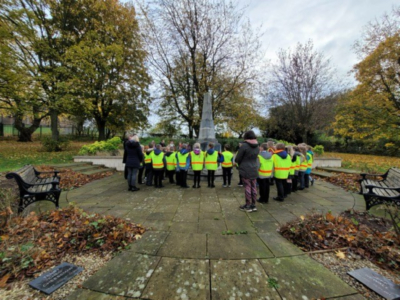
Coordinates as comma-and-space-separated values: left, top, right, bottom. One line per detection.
169, 222, 199, 233
142, 220, 171, 231
253, 220, 280, 233
257, 232, 304, 257
127, 231, 169, 255
141, 258, 210, 300
259, 256, 357, 299
198, 219, 227, 234
66, 289, 127, 300
172, 209, 199, 222
210, 259, 281, 299
60, 172, 370, 299
83, 252, 161, 298
157, 232, 207, 259
208, 233, 274, 259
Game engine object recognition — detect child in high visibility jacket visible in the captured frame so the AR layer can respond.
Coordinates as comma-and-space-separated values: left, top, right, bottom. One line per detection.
257, 143, 273, 203
151, 144, 166, 188
291, 146, 302, 192
144, 144, 154, 186
221, 144, 234, 187
305, 145, 314, 187
138, 145, 145, 184
298, 145, 308, 190
176, 143, 191, 188
272, 143, 292, 202
205, 142, 222, 188
285, 145, 295, 195
190, 143, 204, 188
164, 146, 177, 184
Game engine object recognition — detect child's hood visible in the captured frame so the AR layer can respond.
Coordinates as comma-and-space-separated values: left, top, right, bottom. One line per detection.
207, 148, 215, 155
259, 151, 272, 160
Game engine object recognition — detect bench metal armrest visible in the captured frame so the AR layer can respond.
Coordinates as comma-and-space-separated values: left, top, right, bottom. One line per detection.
27, 180, 60, 190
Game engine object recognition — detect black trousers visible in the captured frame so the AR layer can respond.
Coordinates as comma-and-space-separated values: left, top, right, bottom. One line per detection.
153, 169, 163, 187
257, 178, 270, 202
193, 170, 201, 187
298, 171, 305, 189
207, 170, 215, 186
166, 170, 175, 183
145, 167, 153, 186
292, 175, 298, 192
305, 173, 310, 188
275, 178, 286, 200
222, 167, 232, 185
180, 170, 188, 187
285, 176, 292, 195
138, 167, 144, 184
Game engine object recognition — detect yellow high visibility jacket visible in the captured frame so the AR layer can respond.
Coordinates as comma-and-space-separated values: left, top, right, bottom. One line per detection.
165, 153, 177, 171
151, 152, 164, 169
258, 154, 273, 178
205, 151, 218, 171
221, 151, 234, 168
272, 152, 291, 179
191, 151, 204, 171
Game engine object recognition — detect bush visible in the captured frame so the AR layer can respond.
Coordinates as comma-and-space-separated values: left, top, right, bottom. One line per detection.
78, 137, 122, 155
40, 136, 70, 152
313, 145, 324, 156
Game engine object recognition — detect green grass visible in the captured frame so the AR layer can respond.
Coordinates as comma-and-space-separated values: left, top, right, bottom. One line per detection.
0, 140, 88, 172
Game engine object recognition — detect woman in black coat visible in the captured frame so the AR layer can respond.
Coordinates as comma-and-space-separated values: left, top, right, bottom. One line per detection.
124, 133, 144, 191
235, 130, 260, 212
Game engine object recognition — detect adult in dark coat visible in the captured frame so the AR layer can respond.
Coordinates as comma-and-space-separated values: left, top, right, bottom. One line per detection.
235, 130, 260, 212
124, 133, 143, 191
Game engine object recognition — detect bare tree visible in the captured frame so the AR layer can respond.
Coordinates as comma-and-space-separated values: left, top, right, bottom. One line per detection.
138, 0, 265, 138
266, 40, 341, 143
353, 5, 400, 59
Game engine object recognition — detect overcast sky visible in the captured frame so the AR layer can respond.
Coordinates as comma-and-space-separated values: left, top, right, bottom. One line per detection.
243, 0, 398, 84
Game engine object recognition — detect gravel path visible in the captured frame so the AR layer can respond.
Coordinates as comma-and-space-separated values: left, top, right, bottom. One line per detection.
0, 252, 113, 300
311, 251, 400, 300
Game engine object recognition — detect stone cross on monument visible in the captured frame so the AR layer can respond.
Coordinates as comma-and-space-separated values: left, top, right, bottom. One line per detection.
197, 91, 221, 151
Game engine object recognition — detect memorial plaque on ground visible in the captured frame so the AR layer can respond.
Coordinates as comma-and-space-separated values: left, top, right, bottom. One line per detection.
348, 268, 400, 300
29, 262, 83, 295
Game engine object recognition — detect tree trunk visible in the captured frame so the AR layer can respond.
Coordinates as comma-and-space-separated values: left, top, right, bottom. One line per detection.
96, 118, 107, 141
50, 109, 59, 141
14, 115, 42, 142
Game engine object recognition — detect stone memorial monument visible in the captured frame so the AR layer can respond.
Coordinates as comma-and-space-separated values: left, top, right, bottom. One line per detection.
195, 91, 222, 177
197, 91, 221, 152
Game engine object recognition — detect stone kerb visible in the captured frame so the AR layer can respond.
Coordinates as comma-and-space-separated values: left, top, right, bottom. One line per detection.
74, 156, 124, 171
313, 157, 342, 168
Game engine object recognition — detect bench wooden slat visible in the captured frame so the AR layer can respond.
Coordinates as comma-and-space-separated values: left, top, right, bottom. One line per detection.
6, 165, 61, 213
360, 167, 400, 210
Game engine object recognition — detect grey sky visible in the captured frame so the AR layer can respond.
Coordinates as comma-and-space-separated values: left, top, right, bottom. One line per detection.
244, 0, 397, 84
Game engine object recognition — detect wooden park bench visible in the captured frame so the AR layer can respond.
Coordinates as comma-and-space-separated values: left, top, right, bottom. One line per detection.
6, 165, 61, 213
359, 167, 400, 210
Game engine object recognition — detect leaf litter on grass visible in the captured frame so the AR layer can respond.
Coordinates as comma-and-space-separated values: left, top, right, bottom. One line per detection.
280, 211, 400, 275
0, 205, 145, 287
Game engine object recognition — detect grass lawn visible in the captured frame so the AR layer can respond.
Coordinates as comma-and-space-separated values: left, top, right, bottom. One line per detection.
324, 152, 400, 173
0, 140, 89, 172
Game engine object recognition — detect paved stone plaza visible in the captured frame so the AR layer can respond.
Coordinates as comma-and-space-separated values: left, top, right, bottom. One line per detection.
55, 171, 368, 300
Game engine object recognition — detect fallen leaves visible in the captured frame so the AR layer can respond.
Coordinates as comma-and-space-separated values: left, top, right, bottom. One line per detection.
335, 250, 346, 259
0, 205, 145, 287
314, 173, 362, 193
35, 166, 114, 190
280, 210, 400, 273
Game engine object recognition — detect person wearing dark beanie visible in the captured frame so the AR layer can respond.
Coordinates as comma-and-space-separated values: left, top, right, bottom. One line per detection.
235, 130, 260, 212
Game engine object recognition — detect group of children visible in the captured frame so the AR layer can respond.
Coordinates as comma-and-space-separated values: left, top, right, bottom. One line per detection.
137, 141, 234, 189
255, 141, 314, 204
132, 139, 314, 205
